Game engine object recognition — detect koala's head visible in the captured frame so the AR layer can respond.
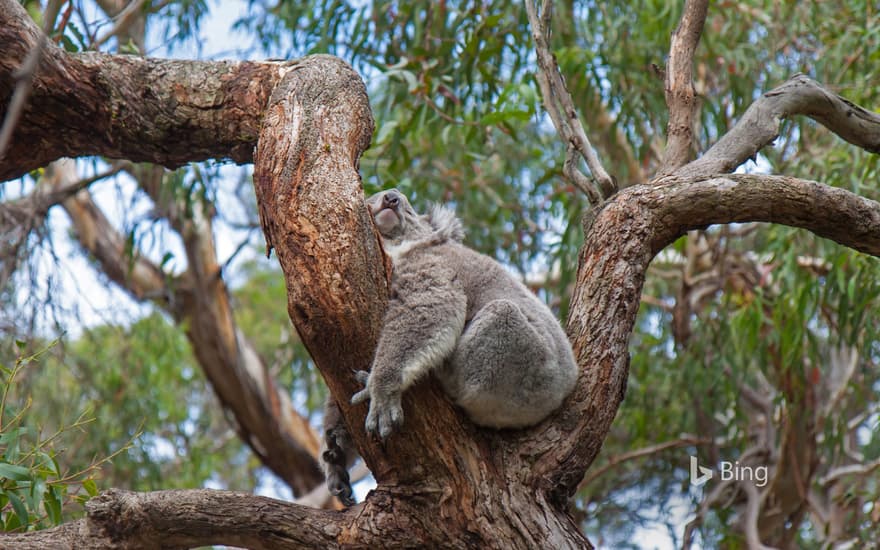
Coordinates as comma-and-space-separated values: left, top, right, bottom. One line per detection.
366, 189, 430, 241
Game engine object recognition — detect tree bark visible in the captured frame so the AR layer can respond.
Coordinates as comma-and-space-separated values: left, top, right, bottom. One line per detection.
5, 0, 880, 547
0, 0, 286, 181
0, 489, 339, 550
43, 159, 325, 496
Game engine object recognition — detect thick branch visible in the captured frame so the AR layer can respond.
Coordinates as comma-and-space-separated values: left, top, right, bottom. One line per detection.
649, 173, 880, 256
0, 0, 287, 181
670, 75, 880, 181
534, 172, 880, 495
659, 0, 709, 174
254, 54, 590, 548
0, 489, 340, 549
253, 54, 388, 474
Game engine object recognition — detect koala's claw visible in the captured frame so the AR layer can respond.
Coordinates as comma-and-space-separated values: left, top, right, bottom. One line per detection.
328, 475, 355, 507
364, 395, 404, 440
350, 387, 369, 405
350, 370, 404, 439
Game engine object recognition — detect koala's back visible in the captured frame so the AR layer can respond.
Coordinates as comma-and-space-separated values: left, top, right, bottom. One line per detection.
395, 239, 578, 429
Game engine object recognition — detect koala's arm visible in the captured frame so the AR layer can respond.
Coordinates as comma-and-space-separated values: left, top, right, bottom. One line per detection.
352, 259, 466, 439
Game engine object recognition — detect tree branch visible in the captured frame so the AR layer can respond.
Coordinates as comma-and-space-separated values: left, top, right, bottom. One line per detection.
682, 478, 735, 549
820, 458, 880, 487
91, 0, 151, 50
253, 53, 591, 547
0, 160, 125, 287
524, 0, 615, 203
741, 479, 777, 550
48, 160, 324, 495
649, 173, 880, 256
668, 75, 880, 182
579, 435, 710, 489
0, 489, 340, 549
534, 171, 880, 497
658, 0, 709, 174
0, 0, 288, 181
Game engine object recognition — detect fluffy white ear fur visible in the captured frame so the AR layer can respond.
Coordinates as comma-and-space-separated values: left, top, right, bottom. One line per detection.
426, 204, 465, 243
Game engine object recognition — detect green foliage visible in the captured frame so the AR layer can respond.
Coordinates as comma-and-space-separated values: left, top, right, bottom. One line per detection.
9, 0, 880, 545
237, 0, 584, 281
232, 260, 327, 415
10, 315, 258, 495
0, 342, 110, 532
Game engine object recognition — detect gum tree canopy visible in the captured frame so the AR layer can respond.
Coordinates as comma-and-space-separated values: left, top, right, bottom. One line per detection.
1, 0, 879, 548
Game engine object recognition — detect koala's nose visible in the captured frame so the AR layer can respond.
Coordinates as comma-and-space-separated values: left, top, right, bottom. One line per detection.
383, 191, 400, 208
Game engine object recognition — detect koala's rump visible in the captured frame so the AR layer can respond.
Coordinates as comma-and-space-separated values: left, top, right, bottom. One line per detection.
411, 243, 578, 428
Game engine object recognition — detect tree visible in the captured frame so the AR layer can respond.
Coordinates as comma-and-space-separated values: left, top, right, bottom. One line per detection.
1, 0, 879, 548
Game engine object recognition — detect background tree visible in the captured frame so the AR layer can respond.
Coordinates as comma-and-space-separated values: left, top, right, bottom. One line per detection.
1, 0, 878, 548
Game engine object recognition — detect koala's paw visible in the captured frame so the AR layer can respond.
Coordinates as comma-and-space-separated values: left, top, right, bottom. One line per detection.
365, 395, 403, 440
326, 470, 355, 507
350, 370, 372, 406
350, 370, 403, 440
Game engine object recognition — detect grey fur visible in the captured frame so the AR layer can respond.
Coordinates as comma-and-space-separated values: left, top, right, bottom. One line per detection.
319, 396, 358, 506
321, 189, 578, 504
353, 189, 578, 436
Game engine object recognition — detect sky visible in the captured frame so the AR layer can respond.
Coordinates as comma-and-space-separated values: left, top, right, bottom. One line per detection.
7, 2, 715, 547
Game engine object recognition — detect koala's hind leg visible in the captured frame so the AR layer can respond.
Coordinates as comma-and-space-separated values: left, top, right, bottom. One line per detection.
443, 299, 561, 429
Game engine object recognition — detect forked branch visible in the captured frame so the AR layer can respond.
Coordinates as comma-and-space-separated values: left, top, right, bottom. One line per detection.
668, 74, 880, 182
539, 171, 880, 497
524, 0, 616, 204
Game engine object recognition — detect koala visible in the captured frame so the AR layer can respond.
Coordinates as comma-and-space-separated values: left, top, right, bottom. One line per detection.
320, 188, 578, 504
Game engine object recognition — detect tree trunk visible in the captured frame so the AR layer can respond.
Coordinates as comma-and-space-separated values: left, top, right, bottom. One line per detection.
5, 0, 880, 547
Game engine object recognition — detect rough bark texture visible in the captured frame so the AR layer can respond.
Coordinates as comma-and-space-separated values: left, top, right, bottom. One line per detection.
0, 489, 339, 550
659, 0, 708, 173
0, 0, 287, 181
249, 51, 602, 548
4, 0, 880, 547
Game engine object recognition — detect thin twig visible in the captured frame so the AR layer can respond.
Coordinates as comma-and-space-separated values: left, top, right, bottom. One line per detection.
579, 435, 710, 489
91, 0, 155, 50
52, 2, 75, 44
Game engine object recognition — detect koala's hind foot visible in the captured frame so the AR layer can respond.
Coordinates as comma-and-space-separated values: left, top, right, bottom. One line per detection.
320, 397, 358, 506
